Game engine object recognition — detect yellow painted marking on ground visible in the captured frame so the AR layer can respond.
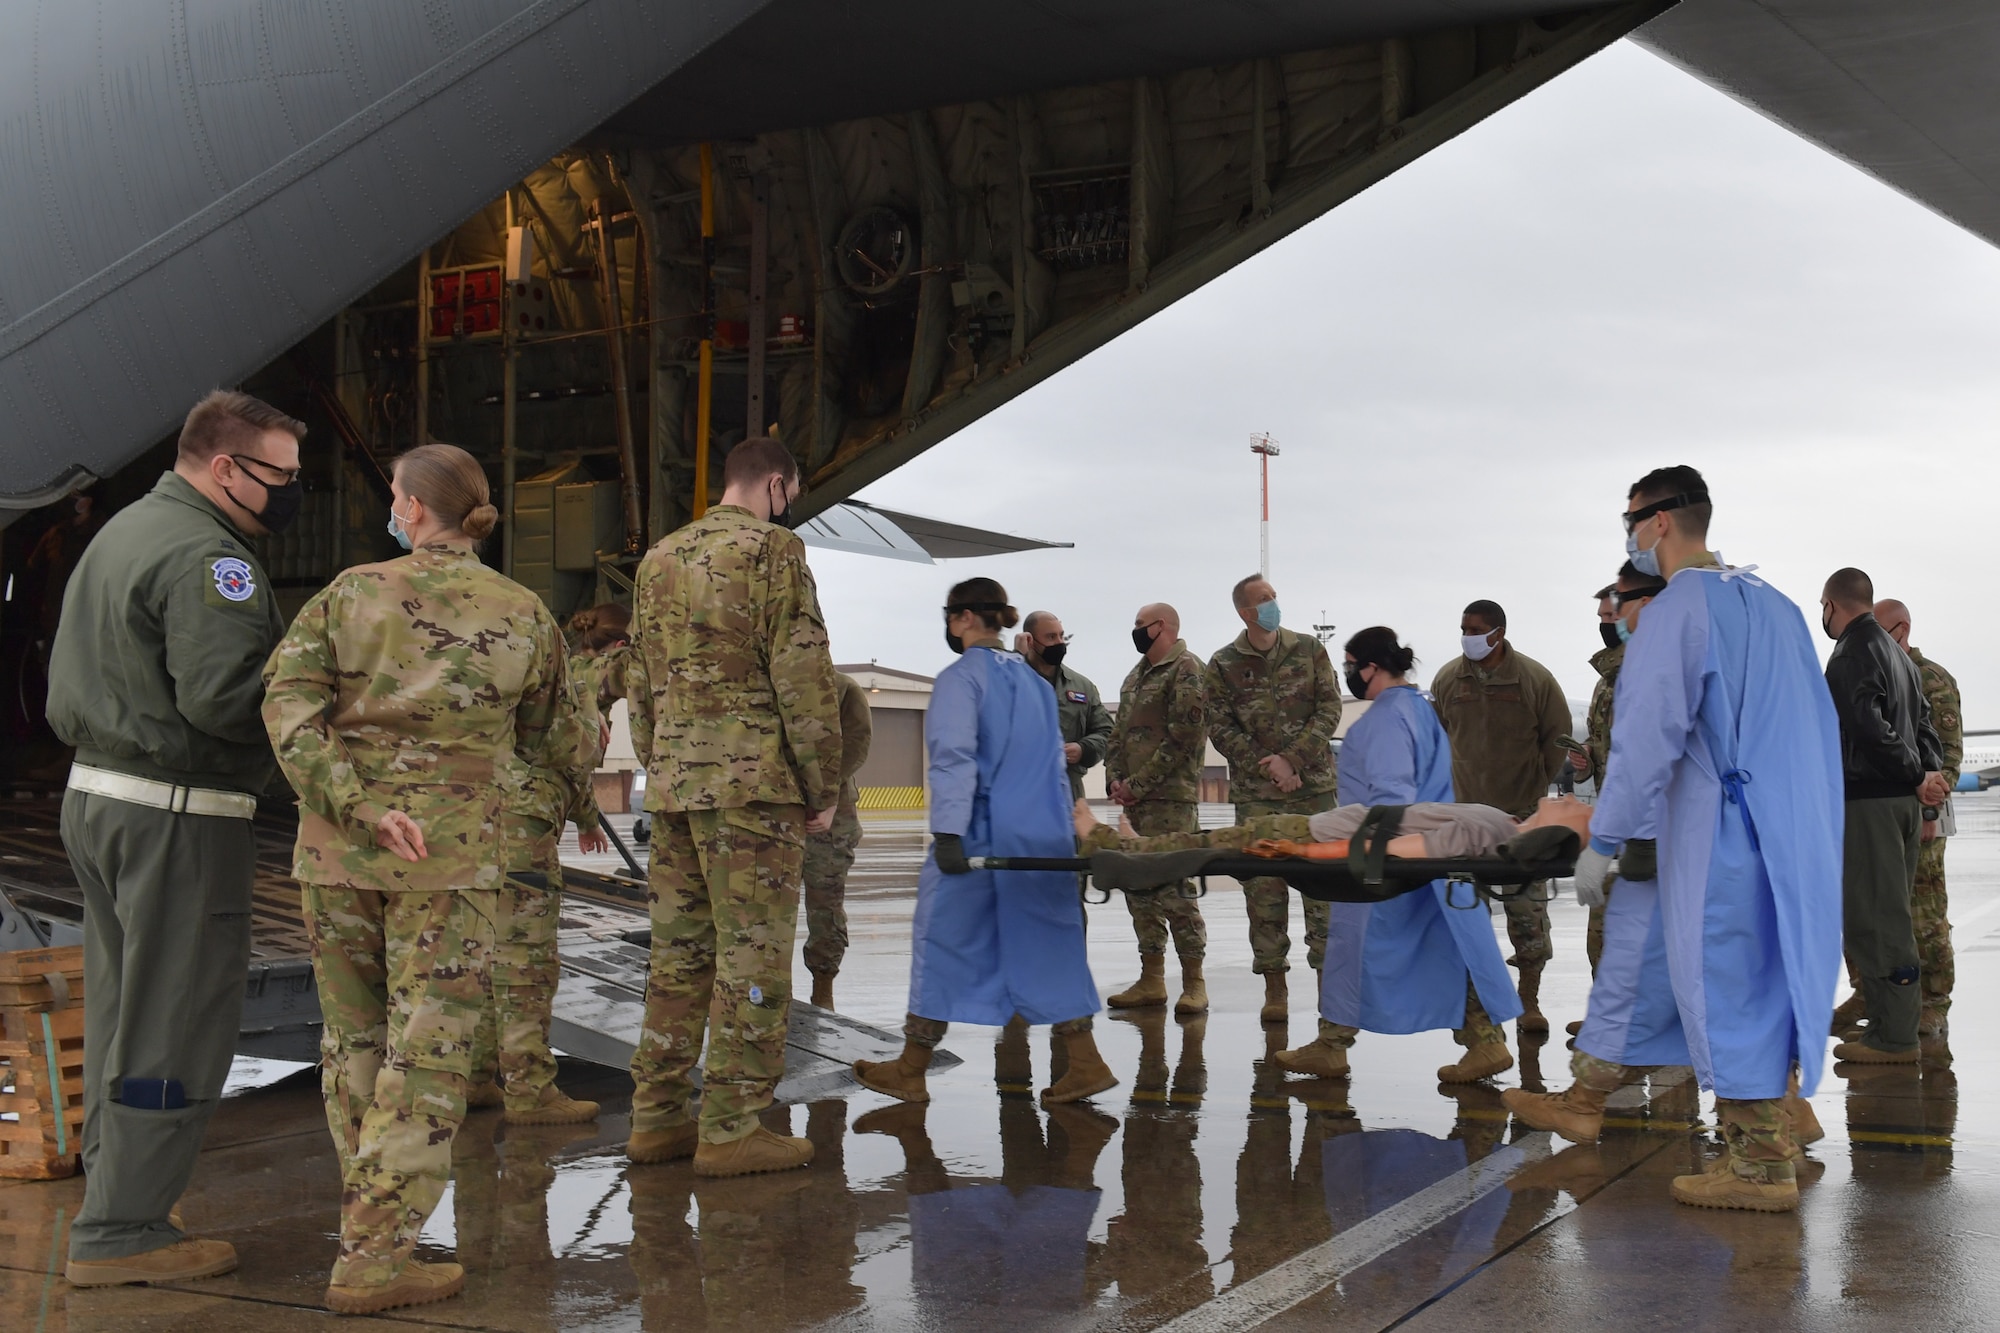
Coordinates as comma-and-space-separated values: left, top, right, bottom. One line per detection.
1850, 1130, 1954, 1148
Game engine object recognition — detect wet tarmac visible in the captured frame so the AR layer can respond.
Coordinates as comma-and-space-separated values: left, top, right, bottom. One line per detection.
4, 795, 1995, 1331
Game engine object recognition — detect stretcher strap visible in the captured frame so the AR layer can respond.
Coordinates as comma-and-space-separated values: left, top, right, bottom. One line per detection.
1347, 804, 1407, 887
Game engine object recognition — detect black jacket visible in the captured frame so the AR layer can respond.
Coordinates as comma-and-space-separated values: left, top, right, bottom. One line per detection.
1824, 613, 1941, 800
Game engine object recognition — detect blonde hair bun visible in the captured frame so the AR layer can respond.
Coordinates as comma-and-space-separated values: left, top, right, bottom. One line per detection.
462, 503, 499, 540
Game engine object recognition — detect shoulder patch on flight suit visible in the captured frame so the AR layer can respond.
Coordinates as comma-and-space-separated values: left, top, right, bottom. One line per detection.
1066, 691, 1089, 704
207, 555, 258, 605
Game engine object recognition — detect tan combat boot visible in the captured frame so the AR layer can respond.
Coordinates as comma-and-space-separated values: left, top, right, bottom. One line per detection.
853, 1042, 933, 1103
693, 1125, 816, 1178
466, 1080, 505, 1110
67, 1238, 239, 1287
506, 1081, 600, 1127
1260, 971, 1288, 1024
1108, 954, 1168, 1008
1438, 1041, 1514, 1084
1175, 956, 1209, 1015
1670, 1159, 1799, 1213
1273, 1038, 1350, 1080
1042, 1029, 1119, 1104
1828, 992, 1866, 1036
324, 1260, 466, 1314
627, 1123, 699, 1165
1515, 962, 1549, 1035
1831, 1039, 1918, 1064
1917, 1006, 1948, 1037
1501, 1083, 1608, 1145
1565, 1020, 1584, 1037
810, 971, 836, 1009
1784, 1070, 1824, 1147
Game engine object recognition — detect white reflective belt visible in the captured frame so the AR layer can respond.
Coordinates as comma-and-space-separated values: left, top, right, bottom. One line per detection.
67, 764, 257, 820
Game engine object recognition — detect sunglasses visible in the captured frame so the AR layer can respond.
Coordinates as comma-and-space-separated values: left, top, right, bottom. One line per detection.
1611, 586, 1662, 610
1621, 491, 1708, 534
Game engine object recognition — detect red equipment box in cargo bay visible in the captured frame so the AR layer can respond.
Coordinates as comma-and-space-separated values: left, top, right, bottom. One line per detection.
429, 267, 504, 338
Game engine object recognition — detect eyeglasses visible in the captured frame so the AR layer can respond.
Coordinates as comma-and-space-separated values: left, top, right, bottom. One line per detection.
228, 454, 303, 485
1621, 491, 1708, 533
1610, 586, 1663, 609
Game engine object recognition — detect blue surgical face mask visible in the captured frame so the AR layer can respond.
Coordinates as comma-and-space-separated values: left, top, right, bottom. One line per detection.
1255, 600, 1282, 633
1625, 525, 1661, 579
387, 502, 416, 551
1616, 618, 1634, 645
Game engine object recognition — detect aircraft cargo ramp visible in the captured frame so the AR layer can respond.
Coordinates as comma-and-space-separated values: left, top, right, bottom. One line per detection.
0, 796, 953, 1100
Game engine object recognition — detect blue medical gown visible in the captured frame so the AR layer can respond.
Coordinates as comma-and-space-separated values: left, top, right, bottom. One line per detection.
1574, 876, 1691, 1069
908, 645, 1100, 1027
1590, 567, 1843, 1099
1318, 686, 1522, 1033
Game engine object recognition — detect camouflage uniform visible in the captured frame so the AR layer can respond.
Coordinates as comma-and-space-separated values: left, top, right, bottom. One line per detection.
1205, 629, 1342, 973
625, 504, 842, 1145
1106, 641, 1209, 959
802, 673, 872, 980
1911, 649, 1960, 1014
1582, 643, 1622, 972
470, 665, 602, 1111
1430, 646, 1571, 985
264, 538, 581, 1288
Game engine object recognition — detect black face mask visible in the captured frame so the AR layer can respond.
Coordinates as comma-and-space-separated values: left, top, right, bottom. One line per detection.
946, 628, 965, 655
768, 479, 794, 529
1344, 665, 1370, 699
1040, 642, 1068, 669
1132, 624, 1157, 654
1599, 622, 1622, 651
223, 456, 303, 534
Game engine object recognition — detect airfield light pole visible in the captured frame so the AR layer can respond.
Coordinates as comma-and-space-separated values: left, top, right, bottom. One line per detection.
1250, 433, 1281, 579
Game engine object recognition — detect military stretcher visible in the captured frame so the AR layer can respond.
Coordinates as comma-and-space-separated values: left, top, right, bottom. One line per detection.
970, 805, 1581, 907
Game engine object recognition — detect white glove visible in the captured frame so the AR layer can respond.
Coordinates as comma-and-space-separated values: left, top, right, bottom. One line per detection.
1573, 846, 1617, 908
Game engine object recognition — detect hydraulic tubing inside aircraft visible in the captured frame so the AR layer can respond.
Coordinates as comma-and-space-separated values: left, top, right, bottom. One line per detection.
594, 192, 643, 553
502, 190, 520, 575
694, 142, 716, 519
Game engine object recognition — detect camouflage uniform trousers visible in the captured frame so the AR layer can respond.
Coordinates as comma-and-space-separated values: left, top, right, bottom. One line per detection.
1122, 800, 1207, 959
303, 883, 499, 1288
1490, 883, 1552, 972
1569, 1052, 1794, 1182
1914, 836, 1952, 1012
630, 802, 804, 1145
1237, 793, 1338, 974
469, 870, 564, 1112
802, 809, 861, 979
1318, 979, 1503, 1052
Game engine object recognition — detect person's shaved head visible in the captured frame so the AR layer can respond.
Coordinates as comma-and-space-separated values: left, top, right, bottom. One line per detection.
1138, 602, 1180, 634
1023, 610, 1053, 636
1823, 567, 1874, 612
1873, 598, 1912, 650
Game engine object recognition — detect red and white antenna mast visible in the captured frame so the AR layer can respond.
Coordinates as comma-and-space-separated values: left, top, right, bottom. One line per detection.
1250, 432, 1281, 579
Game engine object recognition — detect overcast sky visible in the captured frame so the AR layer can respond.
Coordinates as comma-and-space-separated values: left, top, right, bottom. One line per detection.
810, 39, 2000, 730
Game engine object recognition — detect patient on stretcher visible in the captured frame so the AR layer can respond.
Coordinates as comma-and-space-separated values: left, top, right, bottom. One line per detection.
1072, 794, 1596, 862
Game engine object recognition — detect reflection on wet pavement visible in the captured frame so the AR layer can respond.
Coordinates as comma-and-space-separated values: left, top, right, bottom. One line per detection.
5, 794, 2000, 1330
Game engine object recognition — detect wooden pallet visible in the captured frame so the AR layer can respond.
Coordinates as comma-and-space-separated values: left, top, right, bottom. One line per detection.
0, 1003, 85, 1180
0, 944, 86, 1008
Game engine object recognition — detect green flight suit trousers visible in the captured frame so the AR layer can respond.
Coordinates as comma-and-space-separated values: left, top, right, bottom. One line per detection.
60, 789, 255, 1262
